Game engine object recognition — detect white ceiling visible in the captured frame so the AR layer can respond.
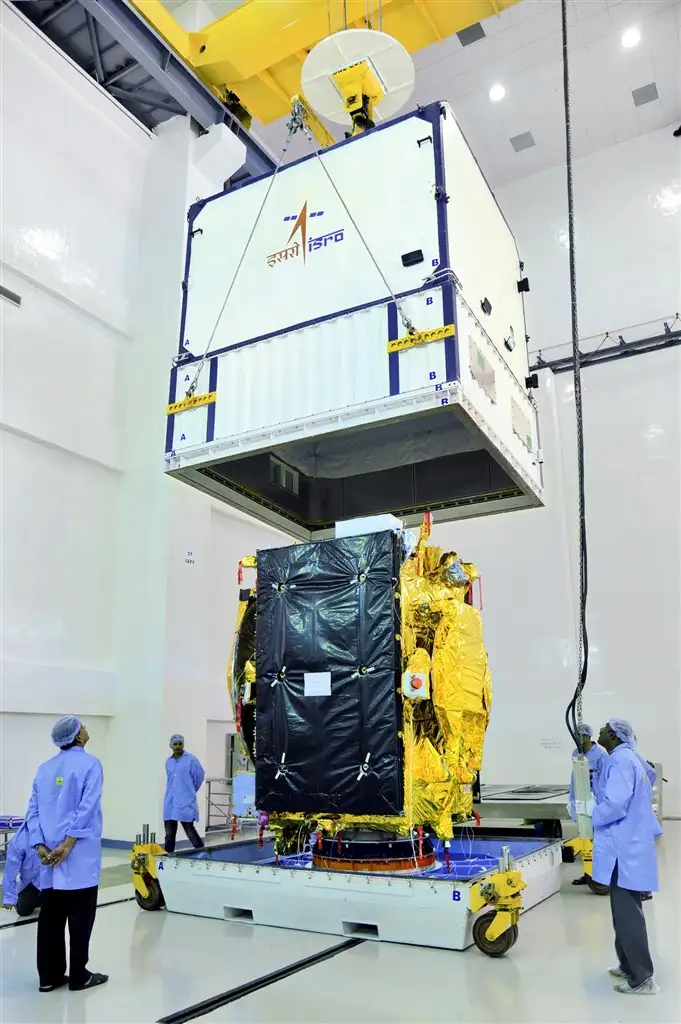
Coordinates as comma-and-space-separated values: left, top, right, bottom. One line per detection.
162, 0, 242, 15
162, 0, 681, 187
410, 0, 681, 187
160, 0, 244, 30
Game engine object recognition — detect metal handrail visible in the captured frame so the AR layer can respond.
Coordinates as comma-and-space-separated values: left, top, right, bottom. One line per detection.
205, 777, 232, 833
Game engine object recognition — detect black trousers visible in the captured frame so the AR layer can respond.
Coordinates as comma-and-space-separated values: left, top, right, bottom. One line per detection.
16, 883, 42, 918
610, 863, 654, 988
164, 820, 204, 854
37, 886, 98, 988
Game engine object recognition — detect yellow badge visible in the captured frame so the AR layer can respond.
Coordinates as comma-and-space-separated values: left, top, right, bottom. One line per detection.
56, 776, 64, 786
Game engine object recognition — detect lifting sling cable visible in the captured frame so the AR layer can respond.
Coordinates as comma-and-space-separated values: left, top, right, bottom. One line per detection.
296, 104, 416, 337
560, 0, 589, 752
185, 124, 299, 398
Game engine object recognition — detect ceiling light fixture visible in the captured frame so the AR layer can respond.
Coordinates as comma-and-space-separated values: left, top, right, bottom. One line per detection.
489, 83, 506, 102
621, 26, 641, 49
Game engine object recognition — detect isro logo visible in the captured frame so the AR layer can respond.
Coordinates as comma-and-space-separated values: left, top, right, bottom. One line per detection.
266, 201, 345, 267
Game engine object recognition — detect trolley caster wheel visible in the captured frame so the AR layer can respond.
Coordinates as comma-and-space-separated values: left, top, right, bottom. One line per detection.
586, 878, 610, 896
134, 877, 165, 911
472, 911, 518, 957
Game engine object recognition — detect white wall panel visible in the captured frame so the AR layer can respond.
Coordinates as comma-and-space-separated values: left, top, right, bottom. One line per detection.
556, 351, 680, 808
0, 714, 110, 819
0, 3, 151, 334
0, 3, 148, 833
206, 505, 288, 707
0, 429, 119, 668
497, 127, 681, 358
1, 662, 117, 718
206, 720, 234, 779
0, 265, 122, 470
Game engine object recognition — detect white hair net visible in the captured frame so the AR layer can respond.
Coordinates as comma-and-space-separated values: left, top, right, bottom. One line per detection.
608, 718, 636, 748
51, 716, 81, 747
169, 734, 184, 747
577, 723, 592, 737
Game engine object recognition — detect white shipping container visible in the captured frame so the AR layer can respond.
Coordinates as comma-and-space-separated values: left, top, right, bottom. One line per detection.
165, 102, 543, 539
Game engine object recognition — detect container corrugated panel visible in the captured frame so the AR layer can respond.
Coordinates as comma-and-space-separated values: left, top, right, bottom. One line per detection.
214, 303, 390, 439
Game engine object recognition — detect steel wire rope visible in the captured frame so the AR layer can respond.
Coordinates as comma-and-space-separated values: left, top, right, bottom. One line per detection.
560, 0, 589, 751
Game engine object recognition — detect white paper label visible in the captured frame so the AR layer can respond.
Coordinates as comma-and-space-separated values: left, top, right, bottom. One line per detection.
304, 672, 331, 697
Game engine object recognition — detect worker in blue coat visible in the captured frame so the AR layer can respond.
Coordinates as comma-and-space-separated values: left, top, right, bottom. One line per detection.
594, 736, 658, 902
567, 723, 607, 887
588, 719, 661, 996
26, 716, 108, 993
163, 735, 206, 853
631, 743, 658, 903
2, 822, 42, 916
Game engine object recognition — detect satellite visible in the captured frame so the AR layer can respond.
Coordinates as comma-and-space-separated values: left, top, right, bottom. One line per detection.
230, 514, 491, 869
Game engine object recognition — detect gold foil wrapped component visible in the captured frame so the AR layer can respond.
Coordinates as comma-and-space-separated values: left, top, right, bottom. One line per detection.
228, 595, 251, 702
375, 522, 490, 833
236, 515, 492, 848
406, 648, 431, 676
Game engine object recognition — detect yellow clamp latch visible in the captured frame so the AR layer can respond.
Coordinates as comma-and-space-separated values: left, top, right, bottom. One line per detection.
167, 391, 216, 416
387, 324, 455, 354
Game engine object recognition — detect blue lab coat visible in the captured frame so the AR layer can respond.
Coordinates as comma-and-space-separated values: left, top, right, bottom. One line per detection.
2, 823, 41, 905
637, 754, 657, 787
26, 747, 103, 891
163, 752, 205, 822
569, 742, 607, 805
591, 745, 662, 892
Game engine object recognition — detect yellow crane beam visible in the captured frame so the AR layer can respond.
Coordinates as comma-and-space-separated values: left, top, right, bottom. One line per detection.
129, 0, 520, 133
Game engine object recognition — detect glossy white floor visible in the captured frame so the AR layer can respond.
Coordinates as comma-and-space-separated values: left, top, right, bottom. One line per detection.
1, 825, 679, 1024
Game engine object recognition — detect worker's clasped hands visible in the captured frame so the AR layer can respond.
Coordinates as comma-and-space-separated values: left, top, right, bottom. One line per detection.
36, 842, 74, 866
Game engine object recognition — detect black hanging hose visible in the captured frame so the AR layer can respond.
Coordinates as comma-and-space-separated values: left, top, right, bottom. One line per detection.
560, 0, 589, 753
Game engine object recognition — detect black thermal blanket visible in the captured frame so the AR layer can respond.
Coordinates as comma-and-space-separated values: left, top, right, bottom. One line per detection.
255, 531, 403, 815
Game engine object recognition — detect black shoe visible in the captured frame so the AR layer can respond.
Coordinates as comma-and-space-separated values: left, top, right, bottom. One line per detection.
674, 125, 681, 137
39, 976, 69, 992
571, 874, 589, 886
69, 972, 109, 991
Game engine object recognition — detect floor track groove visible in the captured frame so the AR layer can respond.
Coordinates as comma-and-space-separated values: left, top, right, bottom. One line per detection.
157, 937, 365, 1023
